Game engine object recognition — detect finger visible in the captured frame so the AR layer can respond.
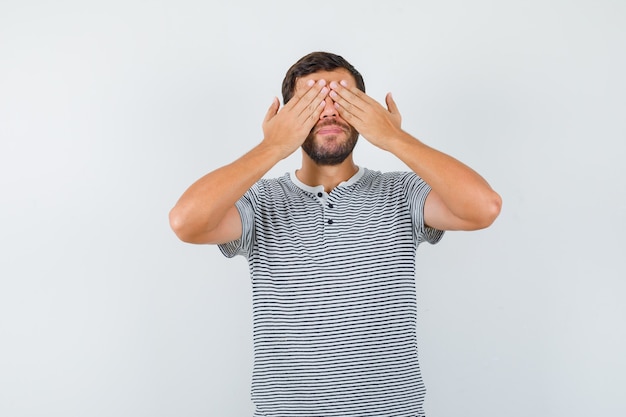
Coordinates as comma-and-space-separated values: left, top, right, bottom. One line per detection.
334, 80, 374, 103
284, 79, 316, 109
302, 98, 327, 128
331, 98, 363, 127
263, 97, 280, 123
385, 93, 400, 116
287, 79, 320, 111
294, 80, 329, 119
329, 82, 367, 116
329, 90, 366, 122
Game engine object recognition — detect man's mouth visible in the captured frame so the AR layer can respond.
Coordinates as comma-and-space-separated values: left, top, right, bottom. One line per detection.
315, 121, 349, 135
317, 126, 344, 135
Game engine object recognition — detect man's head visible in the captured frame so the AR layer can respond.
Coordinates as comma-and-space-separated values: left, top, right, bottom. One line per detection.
281, 51, 365, 105
282, 52, 365, 166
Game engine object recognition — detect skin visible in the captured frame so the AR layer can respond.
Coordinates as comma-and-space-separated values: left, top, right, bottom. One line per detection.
169, 68, 502, 244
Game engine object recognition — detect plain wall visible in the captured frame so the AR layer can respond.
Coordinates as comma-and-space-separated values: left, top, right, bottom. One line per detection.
1, 0, 625, 416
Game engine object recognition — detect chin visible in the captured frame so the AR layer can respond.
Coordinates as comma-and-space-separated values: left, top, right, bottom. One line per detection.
302, 138, 358, 166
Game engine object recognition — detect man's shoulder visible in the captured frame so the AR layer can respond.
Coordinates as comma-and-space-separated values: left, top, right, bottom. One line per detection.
360, 168, 418, 185
248, 172, 300, 197
252, 172, 291, 187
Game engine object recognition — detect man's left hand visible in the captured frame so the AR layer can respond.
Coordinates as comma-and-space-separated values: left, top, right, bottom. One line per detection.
329, 81, 402, 150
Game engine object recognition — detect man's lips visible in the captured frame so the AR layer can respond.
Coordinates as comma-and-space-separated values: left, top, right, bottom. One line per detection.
315, 121, 349, 135
317, 127, 344, 135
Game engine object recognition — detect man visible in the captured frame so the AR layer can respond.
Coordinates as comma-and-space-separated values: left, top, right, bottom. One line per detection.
169, 52, 502, 417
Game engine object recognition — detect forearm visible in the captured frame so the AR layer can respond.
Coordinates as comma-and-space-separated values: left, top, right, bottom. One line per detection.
169, 142, 283, 239
388, 130, 502, 227
326, 81, 500, 229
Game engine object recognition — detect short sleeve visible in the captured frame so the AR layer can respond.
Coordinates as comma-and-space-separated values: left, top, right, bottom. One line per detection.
217, 185, 257, 259
401, 172, 445, 246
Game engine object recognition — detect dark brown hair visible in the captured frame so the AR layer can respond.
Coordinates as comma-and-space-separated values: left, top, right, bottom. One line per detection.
281, 51, 365, 104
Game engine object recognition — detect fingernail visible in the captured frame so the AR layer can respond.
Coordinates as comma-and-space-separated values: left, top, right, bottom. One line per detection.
318, 79, 326, 86
307, 79, 315, 87
340, 80, 348, 87
321, 87, 329, 94
330, 91, 337, 98
329, 81, 338, 89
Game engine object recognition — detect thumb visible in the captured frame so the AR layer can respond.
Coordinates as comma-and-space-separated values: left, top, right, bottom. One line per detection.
264, 97, 280, 123
385, 92, 400, 115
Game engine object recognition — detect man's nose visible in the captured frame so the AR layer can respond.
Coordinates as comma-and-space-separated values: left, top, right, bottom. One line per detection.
320, 95, 338, 119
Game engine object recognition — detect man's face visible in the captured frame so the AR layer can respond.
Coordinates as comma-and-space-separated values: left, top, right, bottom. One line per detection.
294, 69, 359, 166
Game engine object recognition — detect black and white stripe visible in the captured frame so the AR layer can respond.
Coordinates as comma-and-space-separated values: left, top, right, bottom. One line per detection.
219, 167, 443, 417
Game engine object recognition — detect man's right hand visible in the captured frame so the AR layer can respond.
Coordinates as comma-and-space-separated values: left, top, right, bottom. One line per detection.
262, 79, 329, 159
169, 80, 329, 245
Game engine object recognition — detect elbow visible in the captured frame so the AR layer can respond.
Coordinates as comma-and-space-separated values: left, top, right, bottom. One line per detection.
476, 190, 502, 229
169, 205, 196, 243
168, 206, 186, 241
169, 204, 216, 244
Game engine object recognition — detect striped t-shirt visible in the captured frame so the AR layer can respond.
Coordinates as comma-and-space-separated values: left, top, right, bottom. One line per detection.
219, 167, 444, 417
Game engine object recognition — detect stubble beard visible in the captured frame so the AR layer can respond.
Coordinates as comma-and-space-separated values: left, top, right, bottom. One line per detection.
301, 120, 359, 166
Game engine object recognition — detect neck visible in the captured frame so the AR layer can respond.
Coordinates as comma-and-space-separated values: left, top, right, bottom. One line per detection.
296, 152, 359, 193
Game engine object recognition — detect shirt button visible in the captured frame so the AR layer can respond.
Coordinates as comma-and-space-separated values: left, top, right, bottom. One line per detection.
327, 219, 334, 225
328, 203, 334, 208
317, 192, 323, 197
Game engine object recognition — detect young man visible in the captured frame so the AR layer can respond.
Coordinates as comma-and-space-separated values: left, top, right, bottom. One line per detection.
170, 52, 501, 417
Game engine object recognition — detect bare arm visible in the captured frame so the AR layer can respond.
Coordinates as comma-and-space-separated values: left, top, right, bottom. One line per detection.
383, 131, 502, 230
169, 80, 331, 244
169, 143, 282, 244
329, 82, 502, 231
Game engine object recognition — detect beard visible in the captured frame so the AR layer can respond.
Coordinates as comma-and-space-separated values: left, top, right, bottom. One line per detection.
301, 119, 359, 166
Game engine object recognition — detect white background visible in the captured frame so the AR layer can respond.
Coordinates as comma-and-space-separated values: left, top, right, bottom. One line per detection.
1, 1, 625, 416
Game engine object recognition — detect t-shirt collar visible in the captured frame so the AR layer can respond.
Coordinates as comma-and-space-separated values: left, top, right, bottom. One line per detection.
289, 166, 364, 194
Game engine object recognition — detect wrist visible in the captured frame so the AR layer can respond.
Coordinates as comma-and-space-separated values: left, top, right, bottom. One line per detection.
379, 128, 413, 153
258, 138, 294, 161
